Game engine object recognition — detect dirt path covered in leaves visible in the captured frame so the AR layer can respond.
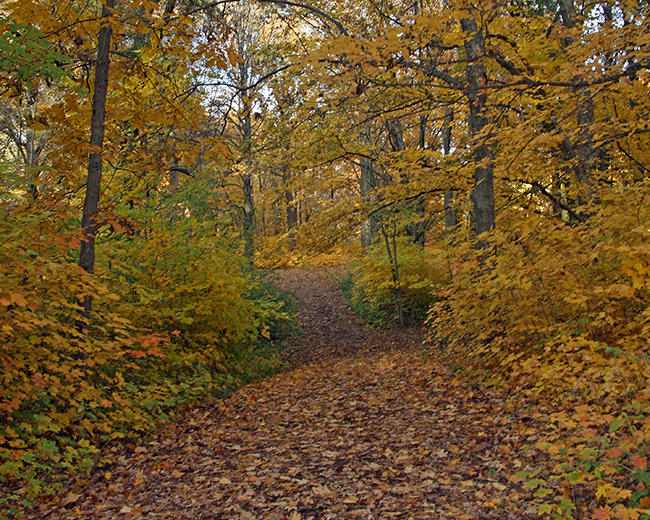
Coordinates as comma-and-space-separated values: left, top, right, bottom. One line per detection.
36, 269, 545, 520
276, 268, 424, 365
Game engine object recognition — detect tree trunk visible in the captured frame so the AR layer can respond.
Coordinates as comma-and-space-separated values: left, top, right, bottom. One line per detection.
558, 0, 596, 211
574, 89, 596, 206
462, 17, 495, 243
77, 0, 115, 330
558, 0, 577, 29
387, 118, 405, 153
442, 107, 457, 230
360, 127, 377, 251
283, 167, 297, 248
379, 214, 404, 328
283, 168, 297, 231
360, 156, 377, 250
388, 118, 425, 246
240, 60, 255, 265
418, 115, 427, 150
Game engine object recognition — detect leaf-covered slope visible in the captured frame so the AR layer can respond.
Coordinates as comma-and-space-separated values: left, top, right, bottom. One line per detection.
32, 270, 546, 520
275, 268, 423, 364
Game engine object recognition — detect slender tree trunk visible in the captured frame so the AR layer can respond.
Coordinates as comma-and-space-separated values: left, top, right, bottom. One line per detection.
574, 89, 596, 205
387, 118, 405, 153
360, 128, 377, 251
388, 118, 425, 246
558, 0, 596, 211
462, 17, 495, 244
379, 213, 404, 328
418, 115, 427, 150
242, 165, 254, 262
77, 0, 115, 330
283, 169, 297, 231
283, 167, 297, 248
26, 127, 38, 199
240, 61, 255, 265
442, 107, 457, 230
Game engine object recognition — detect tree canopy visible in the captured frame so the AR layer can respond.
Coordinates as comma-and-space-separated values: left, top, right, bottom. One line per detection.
1, 0, 650, 516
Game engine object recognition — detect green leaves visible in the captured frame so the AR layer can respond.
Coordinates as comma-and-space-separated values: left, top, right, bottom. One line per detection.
0, 18, 71, 91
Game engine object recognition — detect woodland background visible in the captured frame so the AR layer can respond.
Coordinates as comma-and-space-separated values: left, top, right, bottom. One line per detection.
1, 0, 650, 517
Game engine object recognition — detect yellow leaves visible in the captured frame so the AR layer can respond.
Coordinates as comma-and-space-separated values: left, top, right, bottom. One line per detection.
596, 484, 632, 504
523, 478, 547, 489
603, 282, 635, 298
0, 293, 29, 307
227, 48, 241, 66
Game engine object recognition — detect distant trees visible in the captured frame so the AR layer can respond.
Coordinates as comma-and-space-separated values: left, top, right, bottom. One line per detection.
257, 0, 648, 251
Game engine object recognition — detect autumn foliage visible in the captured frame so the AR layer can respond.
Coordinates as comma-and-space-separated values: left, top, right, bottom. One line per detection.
248, 0, 650, 516
2, 0, 650, 516
0, 0, 294, 514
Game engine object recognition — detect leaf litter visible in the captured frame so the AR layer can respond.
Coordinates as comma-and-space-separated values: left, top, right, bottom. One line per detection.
32, 268, 549, 519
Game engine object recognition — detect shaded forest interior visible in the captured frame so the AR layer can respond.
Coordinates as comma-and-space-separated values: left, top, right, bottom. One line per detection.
2, 0, 650, 518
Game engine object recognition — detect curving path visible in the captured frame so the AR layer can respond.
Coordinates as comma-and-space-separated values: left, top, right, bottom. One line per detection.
33, 269, 542, 520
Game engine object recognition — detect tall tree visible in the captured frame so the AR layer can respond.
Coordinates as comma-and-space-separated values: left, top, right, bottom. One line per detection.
462, 15, 495, 242
77, 0, 115, 328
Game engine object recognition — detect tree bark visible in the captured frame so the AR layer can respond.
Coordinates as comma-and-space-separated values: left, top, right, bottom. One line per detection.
78, 0, 115, 329
283, 168, 297, 231
360, 127, 377, 251
239, 59, 255, 265
558, 0, 596, 211
379, 214, 404, 328
558, 0, 577, 29
388, 118, 425, 246
283, 166, 297, 248
462, 17, 495, 243
360, 156, 377, 250
441, 107, 457, 230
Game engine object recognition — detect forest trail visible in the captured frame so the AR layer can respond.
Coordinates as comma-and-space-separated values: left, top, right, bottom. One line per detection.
275, 268, 424, 366
36, 269, 543, 520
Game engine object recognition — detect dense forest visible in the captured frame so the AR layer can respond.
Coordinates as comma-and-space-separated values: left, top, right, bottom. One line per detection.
1, 0, 650, 517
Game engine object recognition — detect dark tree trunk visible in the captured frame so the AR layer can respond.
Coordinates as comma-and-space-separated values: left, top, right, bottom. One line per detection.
240, 60, 255, 265
77, 0, 115, 330
387, 118, 405, 154
462, 17, 495, 243
442, 107, 457, 230
360, 127, 377, 251
283, 167, 297, 248
388, 118, 425, 247
558, 0, 596, 212
284, 169, 297, 231
418, 115, 427, 150
574, 89, 596, 205
558, 0, 577, 29
360, 156, 377, 250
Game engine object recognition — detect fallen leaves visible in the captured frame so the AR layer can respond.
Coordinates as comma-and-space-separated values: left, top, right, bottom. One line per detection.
27, 269, 549, 519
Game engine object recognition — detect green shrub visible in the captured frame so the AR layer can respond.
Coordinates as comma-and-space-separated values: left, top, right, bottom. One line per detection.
340, 238, 445, 328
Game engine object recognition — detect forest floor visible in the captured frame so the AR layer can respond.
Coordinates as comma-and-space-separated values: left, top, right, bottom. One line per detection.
33, 268, 551, 520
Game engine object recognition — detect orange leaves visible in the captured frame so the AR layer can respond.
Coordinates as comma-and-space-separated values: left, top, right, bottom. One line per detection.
127, 333, 169, 358
0, 293, 29, 307
594, 508, 612, 520
632, 456, 647, 471
606, 447, 626, 460
0, 204, 195, 510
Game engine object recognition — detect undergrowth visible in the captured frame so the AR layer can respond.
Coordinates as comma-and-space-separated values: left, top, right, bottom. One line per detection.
0, 206, 299, 519
427, 185, 650, 519
339, 239, 444, 328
